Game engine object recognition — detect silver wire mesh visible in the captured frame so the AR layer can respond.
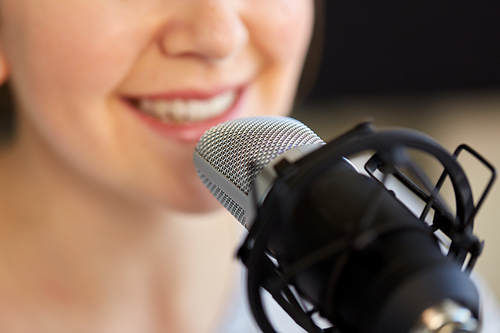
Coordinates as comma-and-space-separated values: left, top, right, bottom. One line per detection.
195, 116, 325, 224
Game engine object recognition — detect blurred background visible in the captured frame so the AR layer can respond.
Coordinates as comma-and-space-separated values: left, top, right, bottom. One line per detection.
293, 0, 500, 299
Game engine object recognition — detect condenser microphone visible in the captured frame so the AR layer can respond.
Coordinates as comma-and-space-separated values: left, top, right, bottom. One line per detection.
193, 116, 495, 333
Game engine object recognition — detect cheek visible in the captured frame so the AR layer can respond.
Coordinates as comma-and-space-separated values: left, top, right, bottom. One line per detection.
4, 1, 151, 112
3, 1, 155, 150
245, 0, 314, 64
1, 2, 161, 187
242, 0, 314, 116
9, 1, 138, 97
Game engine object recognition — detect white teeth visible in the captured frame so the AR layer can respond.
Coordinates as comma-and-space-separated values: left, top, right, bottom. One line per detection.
137, 90, 237, 122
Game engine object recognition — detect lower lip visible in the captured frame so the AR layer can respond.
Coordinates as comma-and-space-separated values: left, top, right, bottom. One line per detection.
123, 88, 246, 143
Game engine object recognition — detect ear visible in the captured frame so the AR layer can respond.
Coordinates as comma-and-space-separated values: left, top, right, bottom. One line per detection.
0, 44, 10, 86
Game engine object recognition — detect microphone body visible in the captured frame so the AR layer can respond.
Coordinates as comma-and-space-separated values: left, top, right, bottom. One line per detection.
194, 116, 488, 333
267, 161, 478, 332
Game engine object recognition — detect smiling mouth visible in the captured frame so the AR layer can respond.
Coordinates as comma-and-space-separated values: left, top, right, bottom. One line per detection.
129, 89, 238, 124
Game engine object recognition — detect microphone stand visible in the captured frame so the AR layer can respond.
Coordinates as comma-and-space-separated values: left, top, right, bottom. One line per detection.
237, 122, 496, 333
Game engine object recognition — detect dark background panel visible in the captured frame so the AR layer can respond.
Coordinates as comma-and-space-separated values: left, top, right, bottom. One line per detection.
307, 1, 500, 99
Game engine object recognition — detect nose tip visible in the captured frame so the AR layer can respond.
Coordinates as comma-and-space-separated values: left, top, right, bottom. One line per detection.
159, 3, 248, 61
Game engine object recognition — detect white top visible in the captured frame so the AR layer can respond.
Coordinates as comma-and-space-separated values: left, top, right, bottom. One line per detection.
216, 267, 307, 333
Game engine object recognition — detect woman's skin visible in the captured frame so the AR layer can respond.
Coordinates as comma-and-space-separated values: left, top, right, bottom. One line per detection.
0, 0, 314, 332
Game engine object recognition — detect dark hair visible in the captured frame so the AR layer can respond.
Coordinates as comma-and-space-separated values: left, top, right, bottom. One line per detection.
0, 83, 14, 143
296, 0, 324, 104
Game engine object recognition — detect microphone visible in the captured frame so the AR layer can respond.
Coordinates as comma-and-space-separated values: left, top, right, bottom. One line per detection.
193, 116, 496, 333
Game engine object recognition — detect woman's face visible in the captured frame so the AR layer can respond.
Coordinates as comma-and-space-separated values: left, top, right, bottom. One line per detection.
0, 0, 314, 212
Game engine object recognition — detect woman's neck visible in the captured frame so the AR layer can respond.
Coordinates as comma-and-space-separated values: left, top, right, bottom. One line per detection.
0, 134, 242, 332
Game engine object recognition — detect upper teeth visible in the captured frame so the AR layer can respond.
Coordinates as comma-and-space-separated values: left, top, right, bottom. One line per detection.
137, 90, 237, 122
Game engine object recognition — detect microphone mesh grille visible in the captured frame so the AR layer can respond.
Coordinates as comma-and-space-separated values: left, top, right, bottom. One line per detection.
198, 172, 247, 224
195, 116, 324, 224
